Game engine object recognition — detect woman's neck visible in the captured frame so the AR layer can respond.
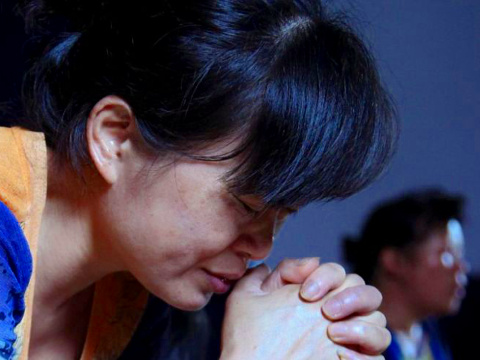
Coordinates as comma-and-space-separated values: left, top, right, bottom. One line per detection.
35, 152, 118, 310
375, 277, 424, 332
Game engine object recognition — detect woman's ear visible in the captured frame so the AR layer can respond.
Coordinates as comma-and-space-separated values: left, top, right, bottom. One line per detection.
86, 95, 136, 184
379, 247, 406, 278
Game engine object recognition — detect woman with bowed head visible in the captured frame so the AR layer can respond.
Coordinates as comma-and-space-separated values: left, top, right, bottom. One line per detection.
343, 190, 467, 360
0, 0, 397, 358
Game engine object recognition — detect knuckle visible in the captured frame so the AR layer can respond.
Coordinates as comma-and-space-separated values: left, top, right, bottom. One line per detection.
322, 262, 346, 278
363, 326, 386, 352
368, 285, 383, 298
368, 327, 392, 352
346, 323, 391, 354
354, 311, 387, 327
346, 273, 366, 286
276, 258, 296, 272
353, 323, 374, 349
383, 328, 392, 349
279, 258, 294, 267
374, 311, 388, 327
365, 285, 383, 305
335, 285, 381, 313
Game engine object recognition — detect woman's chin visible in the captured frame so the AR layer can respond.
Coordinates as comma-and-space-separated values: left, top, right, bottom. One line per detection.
165, 291, 213, 312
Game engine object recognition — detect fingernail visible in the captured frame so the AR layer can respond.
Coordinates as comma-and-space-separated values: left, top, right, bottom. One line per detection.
328, 323, 348, 341
337, 349, 350, 360
301, 280, 320, 300
323, 299, 343, 318
337, 350, 348, 360
296, 257, 320, 266
337, 348, 359, 360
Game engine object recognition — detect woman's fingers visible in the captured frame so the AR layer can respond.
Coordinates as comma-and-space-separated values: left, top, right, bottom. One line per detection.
354, 311, 387, 327
337, 347, 386, 360
329, 319, 392, 355
323, 283, 382, 320
259, 258, 349, 302
234, 263, 271, 293
322, 279, 388, 356
260, 257, 320, 292
299, 262, 347, 301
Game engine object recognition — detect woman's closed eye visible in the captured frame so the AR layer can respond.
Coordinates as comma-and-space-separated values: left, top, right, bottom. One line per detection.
229, 192, 264, 218
230, 192, 299, 222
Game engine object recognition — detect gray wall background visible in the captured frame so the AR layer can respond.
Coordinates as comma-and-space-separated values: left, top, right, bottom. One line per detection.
267, 0, 480, 272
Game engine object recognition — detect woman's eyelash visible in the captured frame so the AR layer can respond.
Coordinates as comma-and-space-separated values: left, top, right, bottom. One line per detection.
230, 193, 261, 216
239, 200, 260, 215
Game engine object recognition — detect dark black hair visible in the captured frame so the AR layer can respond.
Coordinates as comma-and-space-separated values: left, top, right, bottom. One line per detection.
343, 189, 465, 283
20, 0, 397, 208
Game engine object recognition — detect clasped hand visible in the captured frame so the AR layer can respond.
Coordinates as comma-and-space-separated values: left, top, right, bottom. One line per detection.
221, 258, 390, 360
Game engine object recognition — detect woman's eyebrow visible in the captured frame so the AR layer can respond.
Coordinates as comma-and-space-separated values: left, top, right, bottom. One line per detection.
224, 186, 299, 215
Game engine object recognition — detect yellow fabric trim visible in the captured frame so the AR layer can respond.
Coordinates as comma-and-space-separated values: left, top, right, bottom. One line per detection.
0, 127, 33, 223
80, 273, 149, 360
15, 128, 47, 360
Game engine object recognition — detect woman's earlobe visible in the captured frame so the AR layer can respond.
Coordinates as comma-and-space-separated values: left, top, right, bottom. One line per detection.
86, 95, 136, 185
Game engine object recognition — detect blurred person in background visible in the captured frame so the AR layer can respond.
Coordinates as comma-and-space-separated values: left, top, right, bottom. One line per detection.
344, 189, 468, 360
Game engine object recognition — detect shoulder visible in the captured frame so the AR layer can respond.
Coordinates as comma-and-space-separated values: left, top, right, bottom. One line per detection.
0, 126, 46, 223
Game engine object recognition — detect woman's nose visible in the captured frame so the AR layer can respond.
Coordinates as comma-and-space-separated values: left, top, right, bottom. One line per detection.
234, 210, 280, 260
233, 233, 273, 261
234, 205, 295, 260
457, 258, 470, 274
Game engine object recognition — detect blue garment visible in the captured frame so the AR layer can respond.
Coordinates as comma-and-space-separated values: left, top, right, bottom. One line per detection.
119, 295, 212, 360
0, 201, 33, 359
384, 321, 452, 360
119, 292, 229, 360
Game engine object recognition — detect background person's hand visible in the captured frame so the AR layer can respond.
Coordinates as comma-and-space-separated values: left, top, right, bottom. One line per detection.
220, 260, 389, 359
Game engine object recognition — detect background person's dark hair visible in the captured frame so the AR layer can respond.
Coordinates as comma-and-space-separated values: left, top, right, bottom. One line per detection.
343, 189, 465, 283
19, 0, 397, 209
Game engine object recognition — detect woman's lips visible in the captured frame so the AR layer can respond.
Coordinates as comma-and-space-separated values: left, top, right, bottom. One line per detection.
454, 285, 466, 299
204, 271, 233, 294
454, 272, 468, 299
203, 269, 244, 294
